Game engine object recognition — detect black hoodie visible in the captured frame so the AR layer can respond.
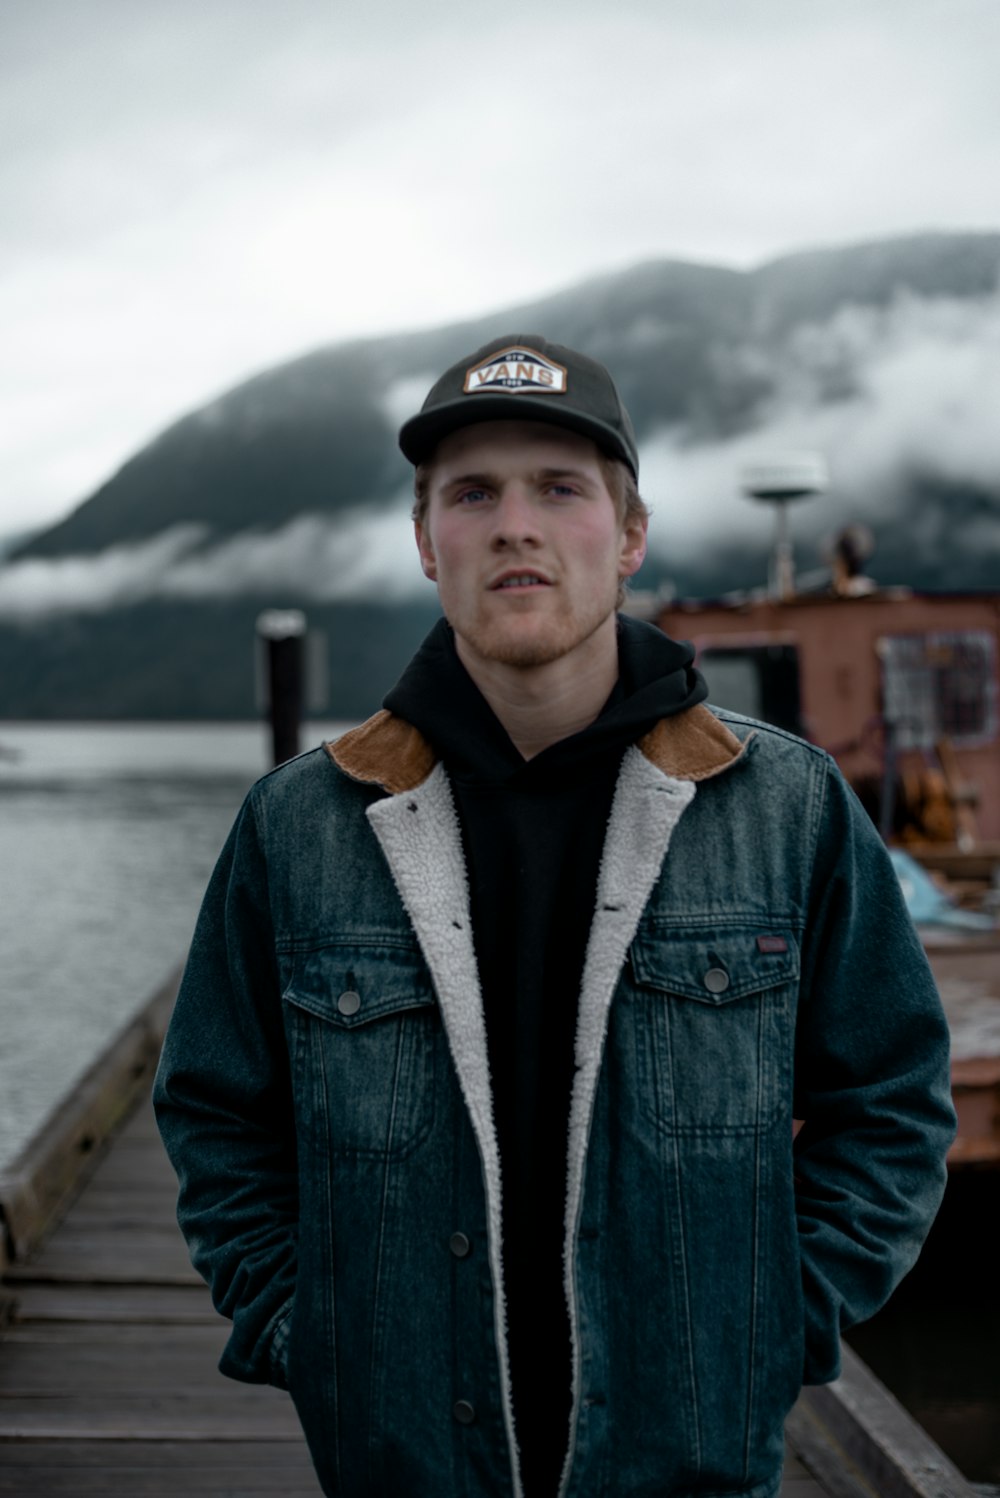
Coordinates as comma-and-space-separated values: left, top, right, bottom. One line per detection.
384, 614, 706, 1496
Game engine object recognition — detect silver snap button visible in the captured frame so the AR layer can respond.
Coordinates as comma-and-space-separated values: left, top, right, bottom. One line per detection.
449, 1232, 471, 1258
453, 1399, 476, 1425
337, 990, 361, 1016
703, 967, 730, 995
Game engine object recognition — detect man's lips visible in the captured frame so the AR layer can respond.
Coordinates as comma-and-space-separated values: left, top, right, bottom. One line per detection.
488, 570, 553, 590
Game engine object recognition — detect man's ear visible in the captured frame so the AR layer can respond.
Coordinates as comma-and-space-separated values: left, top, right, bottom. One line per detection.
415, 518, 438, 581
618, 513, 648, 579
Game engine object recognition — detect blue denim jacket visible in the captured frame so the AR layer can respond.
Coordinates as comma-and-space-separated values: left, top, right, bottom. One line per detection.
154, 703, 955, 1498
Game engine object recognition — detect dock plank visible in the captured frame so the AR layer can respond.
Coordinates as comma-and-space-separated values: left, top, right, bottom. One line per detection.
4, 1237, 200, 1285
10, 1283, 217, 1324
0, 1440, 321, 1495
0, 1442, 317, 1466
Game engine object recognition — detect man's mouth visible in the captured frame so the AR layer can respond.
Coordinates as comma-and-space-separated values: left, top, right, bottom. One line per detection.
490, 572, 552, 590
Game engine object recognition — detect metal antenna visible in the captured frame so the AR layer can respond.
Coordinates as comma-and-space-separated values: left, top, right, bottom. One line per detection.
741, 454, 828, 600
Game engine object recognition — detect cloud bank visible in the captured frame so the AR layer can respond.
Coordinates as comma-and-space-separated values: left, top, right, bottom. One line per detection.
0, 505, 427, 620
3, 282, 1000, 619
642, 285, 1000, 566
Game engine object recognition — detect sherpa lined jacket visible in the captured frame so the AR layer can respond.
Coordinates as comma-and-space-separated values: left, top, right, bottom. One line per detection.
154, 702, 956, 1498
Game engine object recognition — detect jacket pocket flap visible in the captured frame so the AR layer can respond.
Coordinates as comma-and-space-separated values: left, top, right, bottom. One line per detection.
283, 941, 436, 1027
630, 928, 799, 1005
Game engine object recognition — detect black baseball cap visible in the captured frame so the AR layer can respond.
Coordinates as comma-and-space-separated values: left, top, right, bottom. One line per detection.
398, 332, 639, 480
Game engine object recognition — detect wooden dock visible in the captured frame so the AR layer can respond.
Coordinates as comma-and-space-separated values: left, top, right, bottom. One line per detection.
0, 979, 981, 1498
0, 975, 319, 1495
0, 1093, 319, 1494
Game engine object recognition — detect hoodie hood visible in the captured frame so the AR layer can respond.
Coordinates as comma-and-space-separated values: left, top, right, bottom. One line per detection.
382, 613, 707, 783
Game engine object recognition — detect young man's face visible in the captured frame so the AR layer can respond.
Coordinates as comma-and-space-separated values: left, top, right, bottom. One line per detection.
415, 420, 647, 674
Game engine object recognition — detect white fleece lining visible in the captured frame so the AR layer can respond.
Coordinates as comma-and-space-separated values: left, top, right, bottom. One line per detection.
559, 748, 697, 1495
367, 752, 697, 1498
366, 764, 522, 1498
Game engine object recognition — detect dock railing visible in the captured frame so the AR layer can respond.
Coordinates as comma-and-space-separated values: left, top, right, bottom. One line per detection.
0, 968, 179, 1273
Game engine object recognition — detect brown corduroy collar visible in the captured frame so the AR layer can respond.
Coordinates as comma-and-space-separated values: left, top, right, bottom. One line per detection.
327, 703, 750, 795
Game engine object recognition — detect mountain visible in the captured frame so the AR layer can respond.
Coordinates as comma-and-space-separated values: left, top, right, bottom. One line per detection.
3, 230, 1000, 718
0, 526, 42, 561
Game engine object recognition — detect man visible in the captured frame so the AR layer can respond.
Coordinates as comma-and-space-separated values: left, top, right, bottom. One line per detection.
154, 333, 956, 1498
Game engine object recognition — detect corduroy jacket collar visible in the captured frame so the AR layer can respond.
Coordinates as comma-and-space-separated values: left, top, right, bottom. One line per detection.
327, 702, 750, 794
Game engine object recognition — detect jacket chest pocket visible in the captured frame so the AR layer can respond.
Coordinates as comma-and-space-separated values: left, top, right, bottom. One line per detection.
628, 928, 798, 1135
282, 941, 439, 1158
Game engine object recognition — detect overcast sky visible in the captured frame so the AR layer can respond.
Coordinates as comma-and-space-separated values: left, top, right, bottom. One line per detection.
3, 0, 999, 537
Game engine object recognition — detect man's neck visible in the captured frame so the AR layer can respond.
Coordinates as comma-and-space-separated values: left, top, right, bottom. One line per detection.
455, 616, 619, 760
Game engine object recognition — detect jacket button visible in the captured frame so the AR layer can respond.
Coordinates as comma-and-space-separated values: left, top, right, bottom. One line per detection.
453, 1399, 476, 1425
449, 1232, 471, 1258
337, 990, 361, 1016
703, 967, 730, 994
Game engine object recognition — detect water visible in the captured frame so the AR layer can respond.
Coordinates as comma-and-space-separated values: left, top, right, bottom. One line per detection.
0, 721, 349, 1168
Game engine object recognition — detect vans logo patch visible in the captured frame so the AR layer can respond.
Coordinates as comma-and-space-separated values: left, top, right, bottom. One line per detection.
463, 346, 568, 396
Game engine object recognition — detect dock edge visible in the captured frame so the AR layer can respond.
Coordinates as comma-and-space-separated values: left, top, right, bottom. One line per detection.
0, 967, 180, 1271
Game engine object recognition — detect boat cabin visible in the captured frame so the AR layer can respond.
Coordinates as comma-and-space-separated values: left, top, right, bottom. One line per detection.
656, 587, 1000, 847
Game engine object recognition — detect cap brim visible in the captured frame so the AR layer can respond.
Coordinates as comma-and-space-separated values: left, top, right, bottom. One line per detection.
398, 396, 637, 478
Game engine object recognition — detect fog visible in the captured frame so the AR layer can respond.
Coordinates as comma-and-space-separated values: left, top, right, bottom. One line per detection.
2, 281, 999, 620
0, 507, 425, 620
643, 285, 1000, 562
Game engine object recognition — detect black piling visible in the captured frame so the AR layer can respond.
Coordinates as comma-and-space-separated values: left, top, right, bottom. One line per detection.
256, 609, 307, 767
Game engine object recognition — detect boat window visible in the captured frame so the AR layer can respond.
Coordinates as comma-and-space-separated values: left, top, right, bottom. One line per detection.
699, 644, 803, 736
877, 631, 998, 749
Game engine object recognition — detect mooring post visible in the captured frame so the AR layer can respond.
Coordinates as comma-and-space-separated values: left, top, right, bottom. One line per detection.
256, 608, 307, 767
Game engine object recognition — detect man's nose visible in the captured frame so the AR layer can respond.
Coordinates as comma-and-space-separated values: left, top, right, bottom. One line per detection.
490, 484, 542, 547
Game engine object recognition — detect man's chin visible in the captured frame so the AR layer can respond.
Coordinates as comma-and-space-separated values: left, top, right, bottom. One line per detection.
457, 611, 614, 671
480, 637, 569, 669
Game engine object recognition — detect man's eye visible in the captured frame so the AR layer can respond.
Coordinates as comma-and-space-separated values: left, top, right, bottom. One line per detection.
548, 483, 579, 498
457, 488, 490, 505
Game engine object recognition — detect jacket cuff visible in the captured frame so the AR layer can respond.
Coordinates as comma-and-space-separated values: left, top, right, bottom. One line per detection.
266, 1299, 295, 1391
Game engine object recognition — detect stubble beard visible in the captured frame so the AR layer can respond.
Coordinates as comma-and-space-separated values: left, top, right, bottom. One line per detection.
457, 587, 618, 672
